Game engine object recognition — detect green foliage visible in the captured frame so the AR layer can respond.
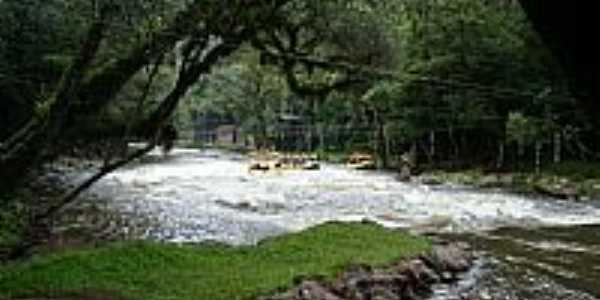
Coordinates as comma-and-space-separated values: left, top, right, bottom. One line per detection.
3, 0, 591, 168
339, 0, 585, 164
543, 161, 600, 180
0, 0, 179, 140
177, 52, 290, 140
0, 222, 430, 300
0, 198, 28, 255
506, 112, 541, 145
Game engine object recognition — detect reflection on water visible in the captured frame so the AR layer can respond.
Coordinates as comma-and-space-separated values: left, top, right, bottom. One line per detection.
82, 149, 600, 299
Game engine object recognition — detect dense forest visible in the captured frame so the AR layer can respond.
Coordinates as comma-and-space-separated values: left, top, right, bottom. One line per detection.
0, 0, 595, 256
3, 2, 600, 300
177, 0, 595, 171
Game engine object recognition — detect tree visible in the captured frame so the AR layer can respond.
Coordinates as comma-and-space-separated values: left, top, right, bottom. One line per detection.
2, 0, 407, 255
1, 0, 291, 191
518, 1, 599, 123
180, 53, 289, 147
1, 0, 298, 257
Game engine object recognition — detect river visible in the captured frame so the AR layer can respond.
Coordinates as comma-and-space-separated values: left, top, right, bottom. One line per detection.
80, 149, 600, 299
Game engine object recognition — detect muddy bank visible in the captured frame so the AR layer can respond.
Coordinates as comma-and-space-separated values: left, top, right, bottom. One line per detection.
260, 243, 476, 300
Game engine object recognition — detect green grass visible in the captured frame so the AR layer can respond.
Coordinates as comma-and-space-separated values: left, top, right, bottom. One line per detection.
0, 197, 27, 257
0, 221, 430, 300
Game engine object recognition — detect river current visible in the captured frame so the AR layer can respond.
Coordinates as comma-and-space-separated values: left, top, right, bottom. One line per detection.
80, 149, 600, 299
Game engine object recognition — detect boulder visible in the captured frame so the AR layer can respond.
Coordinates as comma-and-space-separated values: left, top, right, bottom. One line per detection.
261, 243, 474, 300
420, 243, 474, 282
418, 176, 443, 186
533, 182, 580, 200
397, 165, 412, 182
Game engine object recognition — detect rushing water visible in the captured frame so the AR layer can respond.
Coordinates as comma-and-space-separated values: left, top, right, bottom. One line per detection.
443, 225, 600, 298
428, 225, 600, 299
83, 149, 600, 299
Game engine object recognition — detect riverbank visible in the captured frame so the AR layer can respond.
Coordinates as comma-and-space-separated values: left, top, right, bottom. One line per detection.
0, 156, 148, 260
416, 163, 600, 201
0, 222, 435, 300
316, 149, 600, 201
4, 150, 600, 299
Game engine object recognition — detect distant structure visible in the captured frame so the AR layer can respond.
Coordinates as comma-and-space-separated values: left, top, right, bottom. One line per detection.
192, 110, 313, 151
275, 113, 308, 151
192, 111, 229, 144
191, 111, 249, 147
215, 124, 241, 145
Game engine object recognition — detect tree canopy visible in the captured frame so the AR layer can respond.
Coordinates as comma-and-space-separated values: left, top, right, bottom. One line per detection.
0, 0, 596, 240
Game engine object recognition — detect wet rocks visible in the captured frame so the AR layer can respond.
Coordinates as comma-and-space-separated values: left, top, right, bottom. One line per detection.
214, 199, 287, 214
476, 175, 505, 189
259, 243, 475, 300
420, 242, 473, 282
215, 199, 257, 211
416, 170, 600, 201
533, 182, 580, 201
417, 176, 443, 186
396, 166, 412, 183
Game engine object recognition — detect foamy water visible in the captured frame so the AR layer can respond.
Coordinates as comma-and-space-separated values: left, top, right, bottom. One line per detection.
83, 149, 600, 245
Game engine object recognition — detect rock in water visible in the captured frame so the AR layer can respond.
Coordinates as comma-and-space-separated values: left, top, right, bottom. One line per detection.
397, 165, 412, 182
420, 243, 474, 280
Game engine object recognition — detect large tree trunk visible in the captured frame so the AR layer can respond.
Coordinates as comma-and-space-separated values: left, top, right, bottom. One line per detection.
8, 37, 244, 258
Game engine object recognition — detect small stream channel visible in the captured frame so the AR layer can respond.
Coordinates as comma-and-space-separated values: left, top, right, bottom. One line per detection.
77, 149, 600, 299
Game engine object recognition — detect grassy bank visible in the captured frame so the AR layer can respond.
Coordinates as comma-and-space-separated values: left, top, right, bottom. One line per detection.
423, 161, 600, 200
0, 221, 430, 300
